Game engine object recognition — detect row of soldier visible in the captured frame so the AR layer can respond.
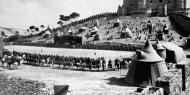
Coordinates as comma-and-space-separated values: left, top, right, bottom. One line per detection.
13, 42, 144, 51
1, 50, 132, 71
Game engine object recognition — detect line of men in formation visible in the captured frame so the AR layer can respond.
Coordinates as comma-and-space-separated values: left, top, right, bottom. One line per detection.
13, 42, 144, 52
1, 50, 132, 71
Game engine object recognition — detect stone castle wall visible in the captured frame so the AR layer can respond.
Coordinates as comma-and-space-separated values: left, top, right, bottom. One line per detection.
0, 73, 54, 95
119, 0, 188, 16
156, 65, 190, 95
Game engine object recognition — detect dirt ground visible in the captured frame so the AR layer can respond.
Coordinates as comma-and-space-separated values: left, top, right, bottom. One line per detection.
0, 64, 137, 95
2, 45, 190, 94
2, 45, 137, 94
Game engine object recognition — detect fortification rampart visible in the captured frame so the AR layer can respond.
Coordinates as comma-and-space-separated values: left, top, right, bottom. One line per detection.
156, 64, 190, 95
65, 12, 118, 27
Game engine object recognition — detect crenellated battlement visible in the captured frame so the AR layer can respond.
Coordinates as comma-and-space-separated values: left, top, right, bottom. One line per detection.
118, 0, 189, 16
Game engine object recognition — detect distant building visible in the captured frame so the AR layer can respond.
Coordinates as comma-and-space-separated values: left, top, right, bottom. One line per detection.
118, 0, 189, 16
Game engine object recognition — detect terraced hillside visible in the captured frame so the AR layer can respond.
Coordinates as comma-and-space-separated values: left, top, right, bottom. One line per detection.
3, 15, 188, 47
0, 27, 29, 37
55, 16, 183, 45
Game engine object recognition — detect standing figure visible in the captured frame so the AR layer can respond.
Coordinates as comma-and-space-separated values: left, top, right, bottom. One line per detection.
102, 58, 106, 71
108, 60, 112, 70
115, 59, 120, 70
147, 20, 152, 34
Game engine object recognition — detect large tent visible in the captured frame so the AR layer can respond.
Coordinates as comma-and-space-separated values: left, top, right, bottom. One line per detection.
125, 39, 168, 87
120, 27, 133, 38
160, 42, 186, 64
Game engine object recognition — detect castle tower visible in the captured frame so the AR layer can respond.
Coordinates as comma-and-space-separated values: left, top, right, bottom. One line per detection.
123, 0, 130, 7
138, 0, 146, 9
184, 0, 187, 9
176, 0, 185, 9
119, 0, 188, 16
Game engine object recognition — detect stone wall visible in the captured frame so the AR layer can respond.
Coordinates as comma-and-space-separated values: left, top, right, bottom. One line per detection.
0, 73, 54, 95
184, 66, 190, 95
129, 86, 164, 95
156, 64, 190, 95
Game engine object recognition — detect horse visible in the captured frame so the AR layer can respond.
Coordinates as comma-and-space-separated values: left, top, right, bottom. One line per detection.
40, 58, 46, 67
46, 57, 53, 67
0, 55, 8, 66
6, 56, 18, 70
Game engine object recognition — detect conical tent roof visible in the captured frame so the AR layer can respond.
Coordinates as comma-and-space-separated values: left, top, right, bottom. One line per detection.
125, 39, 168, 87
154, 40, 165, 50
134, 39, 164, 62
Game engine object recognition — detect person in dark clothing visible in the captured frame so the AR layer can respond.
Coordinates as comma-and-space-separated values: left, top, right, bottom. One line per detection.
96, 59, 100, 71
147, 20, 152, 34
108, 60, 112, 70
102, 58, 106, 71
115, 59, 120, 70
121, 59, 125, 69
86, 58, 92, 71
89, 61, 92, 71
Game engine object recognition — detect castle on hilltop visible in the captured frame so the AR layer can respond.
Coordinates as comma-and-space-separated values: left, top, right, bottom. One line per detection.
118, 0, 189, 16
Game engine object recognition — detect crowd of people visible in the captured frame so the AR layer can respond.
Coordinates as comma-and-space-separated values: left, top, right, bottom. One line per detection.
13, 41, 144, 51
0, 50, 132, 71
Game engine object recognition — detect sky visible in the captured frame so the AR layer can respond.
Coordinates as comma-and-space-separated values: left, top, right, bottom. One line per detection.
0, 0, 190, 29
0, 0, 122, 29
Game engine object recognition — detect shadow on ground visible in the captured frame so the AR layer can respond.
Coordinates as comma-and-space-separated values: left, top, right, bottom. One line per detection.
51, 66, 118, 72
0, 65, 19, 70
105, 77, 135, 87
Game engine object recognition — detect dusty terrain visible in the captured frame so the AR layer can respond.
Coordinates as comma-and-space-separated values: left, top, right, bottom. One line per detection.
0, 63, 137, 95
2, 45, 137, 95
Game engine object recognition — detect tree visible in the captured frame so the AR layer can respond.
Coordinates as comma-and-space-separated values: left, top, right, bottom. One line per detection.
40, 25, 45, 31
29, 26, 35, 30
59, 15, 65, 20
58, 12, 80, 27
40, 25, 45, 28
35, 27, 39, 31
27, 29, 30, 32
57, 21, 63, 27
15, 31, 19, 35
69, 12, 80, 19
1, 31, 6, 36
60, 15, 70, 21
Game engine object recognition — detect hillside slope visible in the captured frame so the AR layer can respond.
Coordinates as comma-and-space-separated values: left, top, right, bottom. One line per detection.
4, 15, 186, 47
0, 27, 30, 37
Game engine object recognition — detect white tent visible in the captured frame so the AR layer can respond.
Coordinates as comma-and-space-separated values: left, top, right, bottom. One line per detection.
161, 42, 186, 64
120, 27, 133, 38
